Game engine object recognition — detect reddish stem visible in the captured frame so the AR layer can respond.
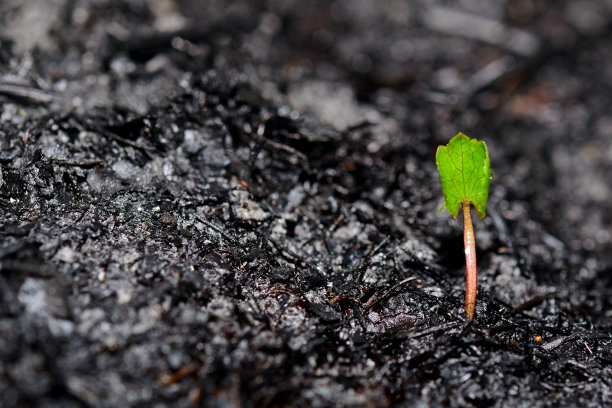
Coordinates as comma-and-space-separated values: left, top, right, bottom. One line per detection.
463, 201, 477, 320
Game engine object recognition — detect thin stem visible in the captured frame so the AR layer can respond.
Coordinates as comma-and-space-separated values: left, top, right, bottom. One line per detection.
463, 201, 477, 320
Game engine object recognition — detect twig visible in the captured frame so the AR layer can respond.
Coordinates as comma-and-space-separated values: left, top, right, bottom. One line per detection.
364, 277, 417, 310
407, 321, 463, 339
88, 124, 156, 153
420, 6, 540, 57
515, 293, 556, 312
51, 158, 105, 168
541, 333, 579, 351
0, 82, 56, 104
194, 215, 236, 244
357, 235, 391, 282
106, 131, 156, 152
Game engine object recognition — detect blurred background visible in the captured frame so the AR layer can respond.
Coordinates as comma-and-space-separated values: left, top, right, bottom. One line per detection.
1, 0, 610, 292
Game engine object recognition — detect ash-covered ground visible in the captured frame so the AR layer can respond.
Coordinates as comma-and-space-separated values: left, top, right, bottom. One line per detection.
1, 1, 611, 407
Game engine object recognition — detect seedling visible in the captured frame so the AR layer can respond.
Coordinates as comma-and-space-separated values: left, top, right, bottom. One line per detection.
436, 133, 491, 320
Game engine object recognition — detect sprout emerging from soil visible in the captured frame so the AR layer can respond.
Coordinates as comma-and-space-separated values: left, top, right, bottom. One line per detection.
436, 133, 491, 320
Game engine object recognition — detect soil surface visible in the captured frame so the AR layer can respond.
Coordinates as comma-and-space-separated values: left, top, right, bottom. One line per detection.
1, 1, 611, 407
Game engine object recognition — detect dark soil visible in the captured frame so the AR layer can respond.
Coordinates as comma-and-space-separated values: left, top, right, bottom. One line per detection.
1, 1, 611, 407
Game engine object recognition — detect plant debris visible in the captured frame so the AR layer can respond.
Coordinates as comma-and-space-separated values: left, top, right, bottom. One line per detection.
0, 1, 611, 407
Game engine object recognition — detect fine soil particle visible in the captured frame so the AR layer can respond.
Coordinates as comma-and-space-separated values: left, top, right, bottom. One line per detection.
0, 1, 611, 407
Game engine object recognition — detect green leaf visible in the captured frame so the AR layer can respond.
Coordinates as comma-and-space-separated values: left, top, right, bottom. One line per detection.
436, 133, 491, 220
